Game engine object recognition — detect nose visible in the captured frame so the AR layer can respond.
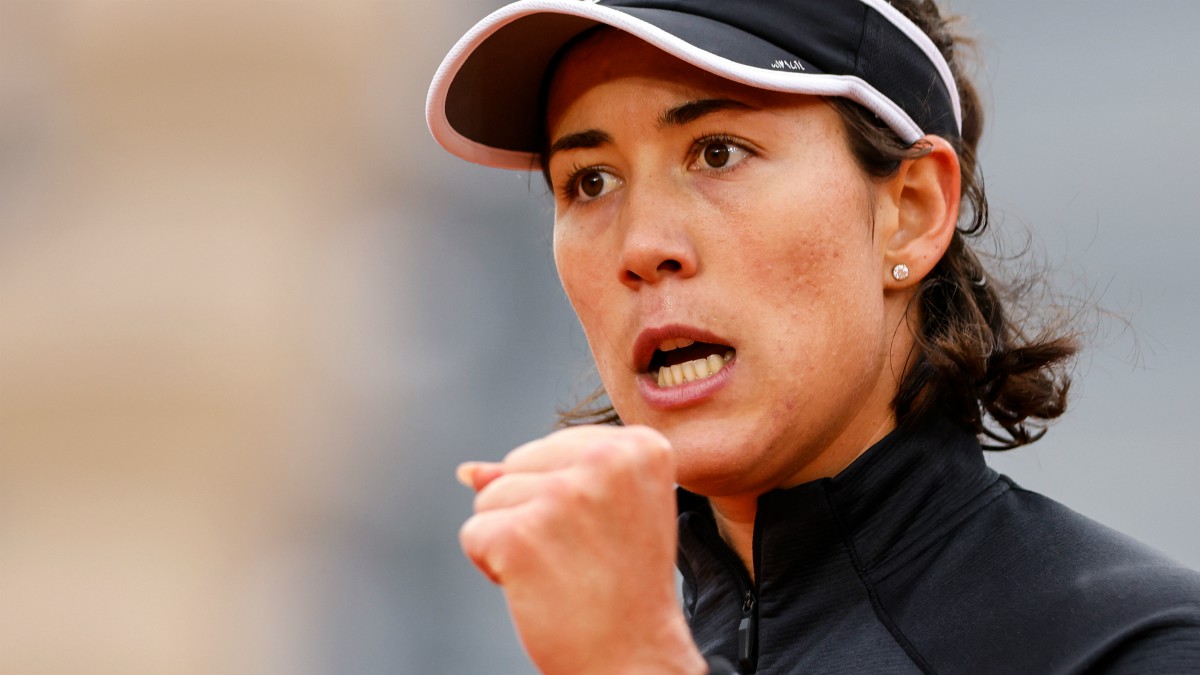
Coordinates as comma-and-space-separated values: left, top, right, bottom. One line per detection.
617, 184, 699, 288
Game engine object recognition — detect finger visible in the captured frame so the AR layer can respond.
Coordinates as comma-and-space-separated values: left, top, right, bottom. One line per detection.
474, 471, 560, 513
502, 425, 669, 474
619, 424, 672, 453
458, 502, 543, 586
456, 461, 503, 492
453, 428, 634, 492
563, 426, 675, 488
499, 427, 608, 472
459, 509, 506, 584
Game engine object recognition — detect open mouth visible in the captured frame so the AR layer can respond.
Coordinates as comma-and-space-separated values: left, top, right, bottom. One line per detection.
648, 338, 735, 388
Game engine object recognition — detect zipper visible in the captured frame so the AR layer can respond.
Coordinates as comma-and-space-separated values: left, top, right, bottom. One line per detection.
737, 589, 758, 673
696, 520, 759, 673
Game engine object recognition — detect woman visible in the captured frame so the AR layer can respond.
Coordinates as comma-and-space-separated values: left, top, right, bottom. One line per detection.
427, 1, 1200, 672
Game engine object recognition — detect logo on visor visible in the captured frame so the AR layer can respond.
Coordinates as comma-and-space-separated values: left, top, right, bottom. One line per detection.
770, 60, 807, 71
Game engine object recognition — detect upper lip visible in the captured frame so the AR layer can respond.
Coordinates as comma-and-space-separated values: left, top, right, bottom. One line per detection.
632, 324, 735, 372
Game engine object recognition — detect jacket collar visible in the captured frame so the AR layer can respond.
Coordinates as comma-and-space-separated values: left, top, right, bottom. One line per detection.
678, 415, 1000, 584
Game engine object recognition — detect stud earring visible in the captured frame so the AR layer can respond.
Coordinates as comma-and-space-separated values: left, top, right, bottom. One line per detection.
891, 264, 910, 281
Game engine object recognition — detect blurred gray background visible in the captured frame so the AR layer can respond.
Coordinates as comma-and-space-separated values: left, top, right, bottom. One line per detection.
0, 1, 1196, 673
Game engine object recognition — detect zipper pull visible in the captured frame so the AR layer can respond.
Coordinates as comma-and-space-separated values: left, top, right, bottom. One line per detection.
737, 589, 757, 672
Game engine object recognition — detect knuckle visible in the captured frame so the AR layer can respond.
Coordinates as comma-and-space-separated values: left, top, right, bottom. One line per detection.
539, 472, 572, 500
627, 426, 674, 473
626, 425, 672, 454
460, 513, 518, 583
458, 515, 486, 558
578, 439, 617, 467
472, 473, 511, 513
526, 470, 596, 517
472, 487, 491, 513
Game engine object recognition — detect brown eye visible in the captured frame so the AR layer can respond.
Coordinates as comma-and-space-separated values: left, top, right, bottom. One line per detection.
569, 168, 620, 202
703, 143, 731, 168
580, 171, 605, 198
694, 139, 751, 172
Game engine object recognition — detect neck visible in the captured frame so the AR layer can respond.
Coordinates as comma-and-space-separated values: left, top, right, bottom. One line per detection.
705, 415, 899, 582
708, 495, 759, 583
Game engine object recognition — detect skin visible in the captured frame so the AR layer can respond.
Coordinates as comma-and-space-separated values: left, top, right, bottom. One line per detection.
458, 29, 960, 674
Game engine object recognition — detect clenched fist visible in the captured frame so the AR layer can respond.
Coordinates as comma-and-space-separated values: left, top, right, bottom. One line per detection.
457, 425, 707, 675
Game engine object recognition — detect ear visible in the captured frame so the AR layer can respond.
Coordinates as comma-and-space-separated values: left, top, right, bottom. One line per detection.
878, 135, 961, 289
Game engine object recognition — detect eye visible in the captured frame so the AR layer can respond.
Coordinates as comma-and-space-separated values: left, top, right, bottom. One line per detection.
691, 137, 753, 172
564, 167, 622, 203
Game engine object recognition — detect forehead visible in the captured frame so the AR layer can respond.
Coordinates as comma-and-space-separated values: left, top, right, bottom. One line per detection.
545, 28, 798, 129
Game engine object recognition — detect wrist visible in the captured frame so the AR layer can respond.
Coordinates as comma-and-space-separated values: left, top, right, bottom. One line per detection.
618, 612, 708, 675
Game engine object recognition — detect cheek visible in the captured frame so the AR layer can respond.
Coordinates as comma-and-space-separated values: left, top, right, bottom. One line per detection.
553, 221, 591, 305
722, 181, 874, 295
721, 176, 883, 352
554, 227, 620, 365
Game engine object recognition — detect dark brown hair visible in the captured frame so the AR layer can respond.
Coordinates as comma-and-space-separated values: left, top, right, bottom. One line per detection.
549, 1, 1077, 449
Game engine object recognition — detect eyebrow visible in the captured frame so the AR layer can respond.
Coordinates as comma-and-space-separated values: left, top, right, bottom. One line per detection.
547, 129, 614, 160
658, 98, 757, 128
545, 98, 757, 164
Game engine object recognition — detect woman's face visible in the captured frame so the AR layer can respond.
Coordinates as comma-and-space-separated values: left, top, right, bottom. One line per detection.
546, 30, 913, 497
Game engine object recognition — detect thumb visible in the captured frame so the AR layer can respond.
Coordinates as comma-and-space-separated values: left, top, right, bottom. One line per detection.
456, 461, 504, 492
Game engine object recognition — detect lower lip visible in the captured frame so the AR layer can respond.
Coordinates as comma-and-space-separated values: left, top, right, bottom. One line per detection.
636, 358, 736, 410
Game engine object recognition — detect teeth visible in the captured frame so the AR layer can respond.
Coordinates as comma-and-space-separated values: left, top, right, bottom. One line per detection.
681, 360, 698, 382
657, 338, 695, 352
656, 353, 733, 387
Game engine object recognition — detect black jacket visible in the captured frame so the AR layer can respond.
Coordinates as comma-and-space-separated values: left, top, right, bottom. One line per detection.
677, 417, 1200, 674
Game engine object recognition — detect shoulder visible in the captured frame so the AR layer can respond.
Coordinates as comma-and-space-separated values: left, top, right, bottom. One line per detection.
877, 477, 1200, 673
996, 481, 1200, 603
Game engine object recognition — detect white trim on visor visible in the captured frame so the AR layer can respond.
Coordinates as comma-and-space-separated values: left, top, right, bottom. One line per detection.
426, 0, 962, 171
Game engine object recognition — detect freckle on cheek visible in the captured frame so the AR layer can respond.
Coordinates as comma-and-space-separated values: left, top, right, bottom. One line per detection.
785, 243, 839, 279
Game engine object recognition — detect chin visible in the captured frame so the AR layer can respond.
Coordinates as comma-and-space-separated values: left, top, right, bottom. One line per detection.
655, 418, 769, 496
612, 392, 788, 495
